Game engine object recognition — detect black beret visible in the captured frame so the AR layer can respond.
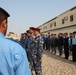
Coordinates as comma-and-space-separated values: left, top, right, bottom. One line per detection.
0, 7, 10, 17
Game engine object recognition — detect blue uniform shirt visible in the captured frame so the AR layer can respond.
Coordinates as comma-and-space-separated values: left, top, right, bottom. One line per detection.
72, 37, 76, 45
0, 33, 31, 75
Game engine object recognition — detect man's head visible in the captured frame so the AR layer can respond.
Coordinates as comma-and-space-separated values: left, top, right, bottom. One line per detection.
69, 33, 73, 38
59, 33, 63, 37
34, 28, 40, 36
0, 7, 10, 35
21, 33, 25, 38
26, 30, 31, 37
29, 27, 35, 34
73, 31, 76, 37
64, 33, 68, 37
53, 34, 56, 38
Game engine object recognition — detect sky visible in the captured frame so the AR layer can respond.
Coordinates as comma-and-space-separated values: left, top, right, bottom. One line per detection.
0, 0, 76, 36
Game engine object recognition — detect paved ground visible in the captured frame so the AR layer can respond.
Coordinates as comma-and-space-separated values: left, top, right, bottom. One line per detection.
33, 50, 76, 75
42, 51, 76, 75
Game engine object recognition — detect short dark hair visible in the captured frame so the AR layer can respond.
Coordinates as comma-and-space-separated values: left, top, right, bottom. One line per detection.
64, 33, 68, 35
0, 12, 7, 24
26, 30, 31, 34
73, 31, 76, 34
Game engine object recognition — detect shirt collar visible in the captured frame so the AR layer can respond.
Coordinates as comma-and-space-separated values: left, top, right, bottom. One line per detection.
0, 32, 5, 38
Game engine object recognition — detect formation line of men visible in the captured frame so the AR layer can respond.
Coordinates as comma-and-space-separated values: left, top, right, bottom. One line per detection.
42, 32, 76, 62
20, 27, 44, 75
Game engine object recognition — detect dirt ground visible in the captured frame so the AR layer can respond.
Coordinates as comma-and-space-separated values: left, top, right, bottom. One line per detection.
33, 51, 76, 75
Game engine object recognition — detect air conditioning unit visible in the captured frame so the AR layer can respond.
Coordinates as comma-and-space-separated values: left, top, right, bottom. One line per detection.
64, 16, 68, 20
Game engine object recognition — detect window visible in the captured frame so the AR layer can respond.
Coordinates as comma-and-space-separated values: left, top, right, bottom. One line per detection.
43, 27, 45, 30
62, 19, 64, 24
46, 26, 47, 30
40, 28, 42, 31
50, 24, 52, 28
43, 26, 47, 30
70, 15, 73, 22
54, 22, 56, 26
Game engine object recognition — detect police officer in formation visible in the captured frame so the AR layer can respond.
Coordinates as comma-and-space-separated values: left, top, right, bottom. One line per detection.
25, 30, 32, 65
30, 28, 44, 75
69, 33, 73, 53
63, 33, 69, 59
71, 31, 76, 62
25, 27, 44, 75
51, 34, 58, 54
0, 7, 31, 75
58, 33, 64, 56
20, 33, 26, 48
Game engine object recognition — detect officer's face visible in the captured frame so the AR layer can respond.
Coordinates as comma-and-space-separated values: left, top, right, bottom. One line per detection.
27, 33, 31, 37
29, 29, 33, 34
34, 31, 39, 36
64, 34, 67, 37
34, 31, 37, 36
74, 33, 76, 36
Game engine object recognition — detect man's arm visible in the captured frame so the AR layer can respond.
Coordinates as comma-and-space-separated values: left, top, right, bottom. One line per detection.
14, 44, 31, 75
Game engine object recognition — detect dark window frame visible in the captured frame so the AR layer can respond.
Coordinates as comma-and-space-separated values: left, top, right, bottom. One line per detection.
54, 22, 56, 26
70, 15, 73, 22
62, 19, 64, 24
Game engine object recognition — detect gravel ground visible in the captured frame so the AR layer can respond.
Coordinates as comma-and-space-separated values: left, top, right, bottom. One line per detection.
42, 51, 76, 75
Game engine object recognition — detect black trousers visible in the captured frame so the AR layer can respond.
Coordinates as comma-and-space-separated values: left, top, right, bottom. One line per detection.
72, 45, 76, 62
58, 46, 63, 55
64, 46, 69, 59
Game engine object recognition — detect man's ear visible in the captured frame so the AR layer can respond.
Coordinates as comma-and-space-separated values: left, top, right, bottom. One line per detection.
1, 19, 7, 28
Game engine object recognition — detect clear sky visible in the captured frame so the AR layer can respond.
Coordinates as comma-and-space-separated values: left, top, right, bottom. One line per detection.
0, 0, 76, 36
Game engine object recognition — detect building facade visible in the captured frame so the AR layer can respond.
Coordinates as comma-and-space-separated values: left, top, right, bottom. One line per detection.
6, 32, 20, 41
38, 6, 76, 36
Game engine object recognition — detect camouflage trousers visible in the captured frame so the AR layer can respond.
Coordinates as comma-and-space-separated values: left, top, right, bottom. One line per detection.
32, 54, 42, 75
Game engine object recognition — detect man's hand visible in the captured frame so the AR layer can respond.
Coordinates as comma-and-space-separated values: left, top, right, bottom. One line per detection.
37, 60, 41, 62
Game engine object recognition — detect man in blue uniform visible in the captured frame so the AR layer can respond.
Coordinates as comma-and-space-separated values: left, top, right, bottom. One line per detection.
0, 7, 31, 75
72, 31, 76, 62
25, 30, 32, 64
68, 33, 73, 53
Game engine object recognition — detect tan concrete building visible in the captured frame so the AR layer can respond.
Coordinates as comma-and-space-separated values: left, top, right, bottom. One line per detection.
6, 32, 20, 41
38, 6, 76, 36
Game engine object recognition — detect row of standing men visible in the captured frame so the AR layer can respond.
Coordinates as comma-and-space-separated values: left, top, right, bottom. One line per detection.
42, 32, 76, 62
20, 30, 76, 75
20, 27, 44, 75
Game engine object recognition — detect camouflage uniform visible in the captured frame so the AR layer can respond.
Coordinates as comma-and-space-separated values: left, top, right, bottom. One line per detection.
31, 35, 44, 75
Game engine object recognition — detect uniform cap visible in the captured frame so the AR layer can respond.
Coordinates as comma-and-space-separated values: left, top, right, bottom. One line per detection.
0, 7, 10, 17
34, 28, 40, 32
29, 27, 35, 30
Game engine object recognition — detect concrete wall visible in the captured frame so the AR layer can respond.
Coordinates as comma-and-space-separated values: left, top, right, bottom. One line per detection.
39, 6, 76, 36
